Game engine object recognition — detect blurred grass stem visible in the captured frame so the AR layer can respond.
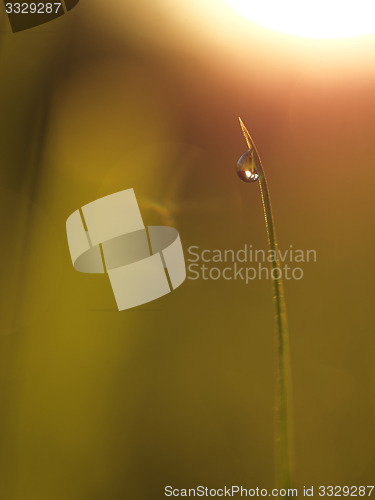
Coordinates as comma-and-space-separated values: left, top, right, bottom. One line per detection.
239, 118, 293, 492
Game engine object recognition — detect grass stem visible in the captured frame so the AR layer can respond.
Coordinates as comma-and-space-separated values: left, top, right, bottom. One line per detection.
239, 118, 293, 492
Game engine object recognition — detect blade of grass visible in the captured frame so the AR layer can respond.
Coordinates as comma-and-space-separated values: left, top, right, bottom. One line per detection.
239, 118, 293, 492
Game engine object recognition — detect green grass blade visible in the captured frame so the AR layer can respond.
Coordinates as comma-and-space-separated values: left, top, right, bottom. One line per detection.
239, 118, 294, 492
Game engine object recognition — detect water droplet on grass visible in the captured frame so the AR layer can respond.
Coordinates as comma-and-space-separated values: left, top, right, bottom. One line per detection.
236, 149, 259, 183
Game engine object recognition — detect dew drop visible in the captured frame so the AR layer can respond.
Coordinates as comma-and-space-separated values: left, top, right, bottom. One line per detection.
236, 149, 259, 183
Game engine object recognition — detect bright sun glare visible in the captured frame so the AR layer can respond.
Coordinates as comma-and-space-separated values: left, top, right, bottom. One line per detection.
222, 0, 375, 38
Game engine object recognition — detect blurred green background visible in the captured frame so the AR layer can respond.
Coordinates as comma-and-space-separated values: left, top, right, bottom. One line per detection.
1, 1, 375, 498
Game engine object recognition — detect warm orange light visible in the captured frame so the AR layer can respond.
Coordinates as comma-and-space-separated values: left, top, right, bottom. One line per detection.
222, 0, 375, 38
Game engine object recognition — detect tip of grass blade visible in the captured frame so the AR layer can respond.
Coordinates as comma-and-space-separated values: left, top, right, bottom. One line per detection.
238, 117, 254, 152
238, 118, 263, 165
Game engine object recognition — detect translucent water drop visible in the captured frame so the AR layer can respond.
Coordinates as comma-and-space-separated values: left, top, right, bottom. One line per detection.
236, 149, 259, 183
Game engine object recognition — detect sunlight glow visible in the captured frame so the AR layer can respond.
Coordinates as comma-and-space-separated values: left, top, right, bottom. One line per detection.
222, 0, 375, 38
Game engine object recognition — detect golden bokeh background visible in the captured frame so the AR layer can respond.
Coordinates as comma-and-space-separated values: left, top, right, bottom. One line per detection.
1, 1, 375, 498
